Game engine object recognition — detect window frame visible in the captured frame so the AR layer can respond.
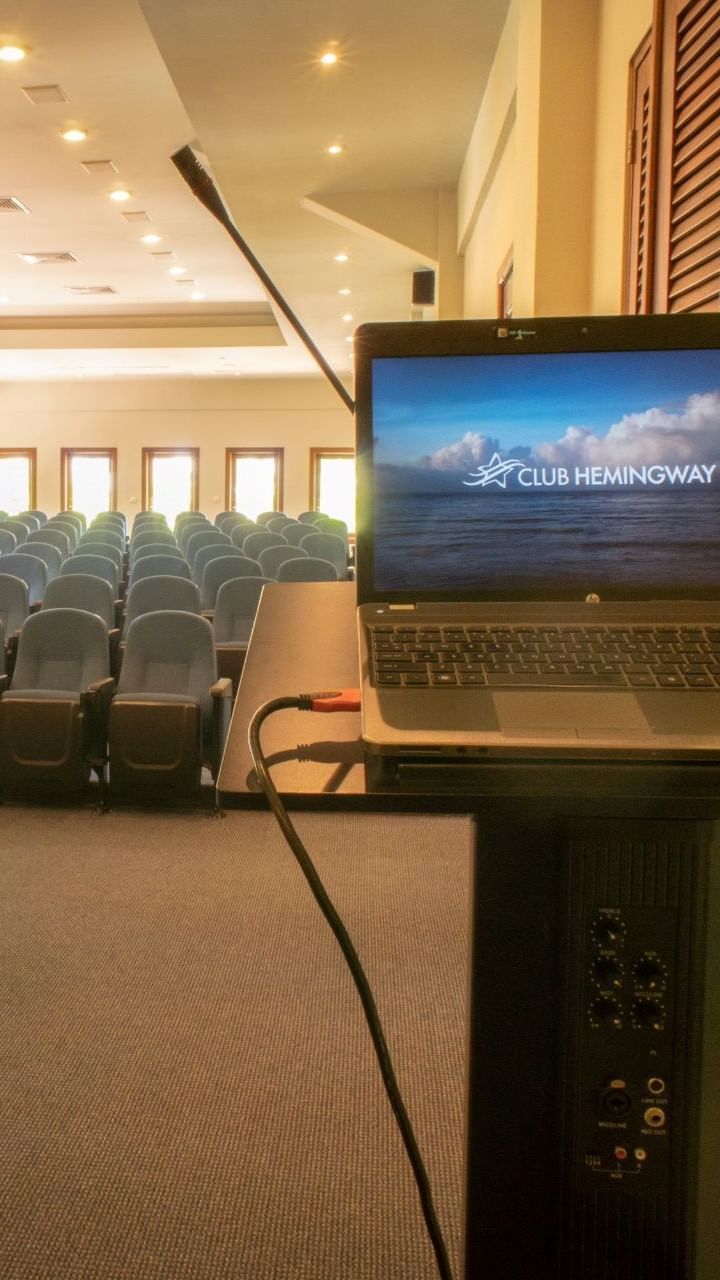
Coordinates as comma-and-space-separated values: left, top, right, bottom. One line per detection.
60, 447, 118, 513
0, 447, 37, 511
309, 447, 355, 532
141, 446, 199, 514
225, 447, 284, 514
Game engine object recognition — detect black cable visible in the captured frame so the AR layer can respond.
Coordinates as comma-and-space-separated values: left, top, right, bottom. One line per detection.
248, 695, 455, 1280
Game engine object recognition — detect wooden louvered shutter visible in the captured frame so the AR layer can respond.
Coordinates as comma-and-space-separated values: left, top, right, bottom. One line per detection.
655, 0, 720, 312
624, 33, 656, 313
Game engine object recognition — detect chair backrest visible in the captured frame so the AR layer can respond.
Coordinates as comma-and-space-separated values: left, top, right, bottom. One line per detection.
258, 544, 308, 579
0, 519, 31, 544
297, 510, 327, 524
19, 510, 48, 526
298, 531, 348, 577
74, 541, 124, 572
0, 529, 17, 554
178, 520, 212, 554
186, 528, 231, 566
213, 576, 272, 641
18, 542, 63, 580
192, 542, 248, 586
256, 511, 286, 525
130, 528, 176, 550
282, 523, 317, 547
128, 554, 191, 586
59, 554, 119, 595
60, 510, 86, 532
17, 513, 40, 531
275, 556, 339, 582
45, 519, 78, 550
199, 554, 263, 610
79, 528, 125, 552
314, 516, 350, 545
123, 576, 200, 630
267, 516, 298, 534
130, 542, 185, 565
230, 522, 261, 547
93, 511, 126, 529
0, 553, 47, 604
242, 529, 287, 560
117, 610, 217, 722
0, 571, 30, 633
11, 607, 109, 692
50, 514, 82, 540
42, 573, 116, 628
26, 527, 70, 558
216, 512, 253, 533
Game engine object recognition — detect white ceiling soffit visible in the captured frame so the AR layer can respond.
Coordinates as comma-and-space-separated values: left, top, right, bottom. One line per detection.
0, 0, 508, 381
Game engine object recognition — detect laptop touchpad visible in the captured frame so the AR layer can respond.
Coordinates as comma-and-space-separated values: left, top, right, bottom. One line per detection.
494, 691, 652, 734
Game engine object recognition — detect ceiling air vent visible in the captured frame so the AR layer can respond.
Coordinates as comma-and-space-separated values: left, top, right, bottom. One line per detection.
18, 251, 79, 265
66, 285, 116, 295
81, 159, 119, 177
121, 210, 150, 223
0, 196, 31, 213
22, 84, 68, 104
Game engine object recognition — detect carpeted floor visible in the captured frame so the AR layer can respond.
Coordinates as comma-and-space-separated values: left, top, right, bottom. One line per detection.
0, 805, 470, 1279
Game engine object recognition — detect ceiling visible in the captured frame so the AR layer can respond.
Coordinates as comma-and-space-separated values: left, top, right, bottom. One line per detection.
0, 0, 509, 384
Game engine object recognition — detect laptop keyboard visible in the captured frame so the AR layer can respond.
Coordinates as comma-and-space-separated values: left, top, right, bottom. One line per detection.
368, 622, 720, 690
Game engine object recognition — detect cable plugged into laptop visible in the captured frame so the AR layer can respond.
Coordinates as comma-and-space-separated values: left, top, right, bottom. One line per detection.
248, 693, 454, 1280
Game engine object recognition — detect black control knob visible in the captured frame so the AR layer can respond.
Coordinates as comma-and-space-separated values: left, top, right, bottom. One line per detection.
593, 915, 625, 947
593, 957, 623, 988
632, 997, 664, 1030
589, 996, 622, 1027
633, 954, 667, 991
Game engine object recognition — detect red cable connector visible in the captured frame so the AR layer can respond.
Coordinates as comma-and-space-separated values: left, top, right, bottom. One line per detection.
305, 688, 361, 713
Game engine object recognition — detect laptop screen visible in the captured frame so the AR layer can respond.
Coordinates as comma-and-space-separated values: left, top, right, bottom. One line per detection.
354, 315, 720, 604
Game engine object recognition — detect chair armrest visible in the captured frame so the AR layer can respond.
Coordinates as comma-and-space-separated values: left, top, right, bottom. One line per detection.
82, 676, 116, 763
6, 629, 20, 678
209, 677, 233, 779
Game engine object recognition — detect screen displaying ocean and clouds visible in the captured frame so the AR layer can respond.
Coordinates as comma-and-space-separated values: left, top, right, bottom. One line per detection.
370, 348, 720, 598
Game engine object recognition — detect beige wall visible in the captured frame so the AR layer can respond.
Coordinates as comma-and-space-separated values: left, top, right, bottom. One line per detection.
460, 0, 654, 320
0, 376, 352, 519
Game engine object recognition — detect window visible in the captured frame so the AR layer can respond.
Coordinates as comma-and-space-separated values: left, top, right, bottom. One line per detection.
142, 448, 199, 524
61, 448, 117, 520
624, 0, 720, 313
226, 448, 283, 520
0, 448, 36, 514
309, 448, 355, 532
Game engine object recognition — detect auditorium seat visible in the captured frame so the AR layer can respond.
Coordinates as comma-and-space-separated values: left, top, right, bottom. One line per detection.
258, 544, 308, 579
108, 610, 232, 800
198, 554, 263, 611
186, 528, 231, 568
0, 607, 113, 798
60, 553, 119, 598
0, 552, 47, 605
298, 531, 349, 578
213, 575, 272, 693
26, 526, 71, 559
275, 556, 339, 582
191, 543, 248, 589
242, 529, 287, 560
0, 529, 17, 554
123, 576, 201, 633
18, 542, 63, 581
127, 554, 191, 587
0, 572, 31, 673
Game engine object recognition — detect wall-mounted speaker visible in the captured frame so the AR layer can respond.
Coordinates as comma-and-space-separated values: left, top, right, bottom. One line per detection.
411, 269, 435, 307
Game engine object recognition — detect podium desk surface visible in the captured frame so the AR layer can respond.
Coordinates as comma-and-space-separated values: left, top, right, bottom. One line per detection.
217, 582, 720, 813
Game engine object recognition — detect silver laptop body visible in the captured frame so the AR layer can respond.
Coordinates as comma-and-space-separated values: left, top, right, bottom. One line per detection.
354, 314, 720, 760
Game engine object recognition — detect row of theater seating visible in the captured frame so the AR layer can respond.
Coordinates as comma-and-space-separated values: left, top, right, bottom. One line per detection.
0, 506, 348, 804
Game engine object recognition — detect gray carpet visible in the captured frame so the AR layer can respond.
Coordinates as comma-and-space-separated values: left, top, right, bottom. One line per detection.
0, 806, 470, 1279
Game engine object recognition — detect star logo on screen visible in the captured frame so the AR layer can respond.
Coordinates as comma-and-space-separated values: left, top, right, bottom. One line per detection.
463, 453, 526, 488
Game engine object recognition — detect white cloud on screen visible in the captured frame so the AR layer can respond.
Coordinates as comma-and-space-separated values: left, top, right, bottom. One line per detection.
426, 393, 720, 471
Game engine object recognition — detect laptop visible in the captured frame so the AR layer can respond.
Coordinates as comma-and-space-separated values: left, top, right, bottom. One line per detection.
354, 313, 720, 759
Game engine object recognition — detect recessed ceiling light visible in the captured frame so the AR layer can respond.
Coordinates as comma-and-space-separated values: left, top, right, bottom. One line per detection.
334, 252, 349, 263
345, 335, 353, 342
0, 45, 26, 62
319, 51, 338, 65
61, 128, 87, 143
0, 294, 10, 303
109, 189, 131, 202
140, 233, 161, 244
326, 144, 343, 155
190, 291, 206, 300
338, 288, 351, 295
18, 252, 40, 264
168, 266, 185, 275
342, 313, 353, 322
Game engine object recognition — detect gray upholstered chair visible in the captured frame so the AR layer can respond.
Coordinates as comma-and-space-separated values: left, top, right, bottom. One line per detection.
0, 571, 31, 674
242, 529, 286, 560
0, 529, 17, 554
0, 607, 113, 795
191, 543, 247, 589
199, 555, 263, 611
213, 576, 272, 693
258, 544, 308, 579
0, 552, 47, 605
19, 542, 63, 581
108, 610, 232, 799
127, 554, 190, 587
60, 554, 119, 598
298, 531, 349, 578
275, 556, 339, 582
123, 575, 201, 633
